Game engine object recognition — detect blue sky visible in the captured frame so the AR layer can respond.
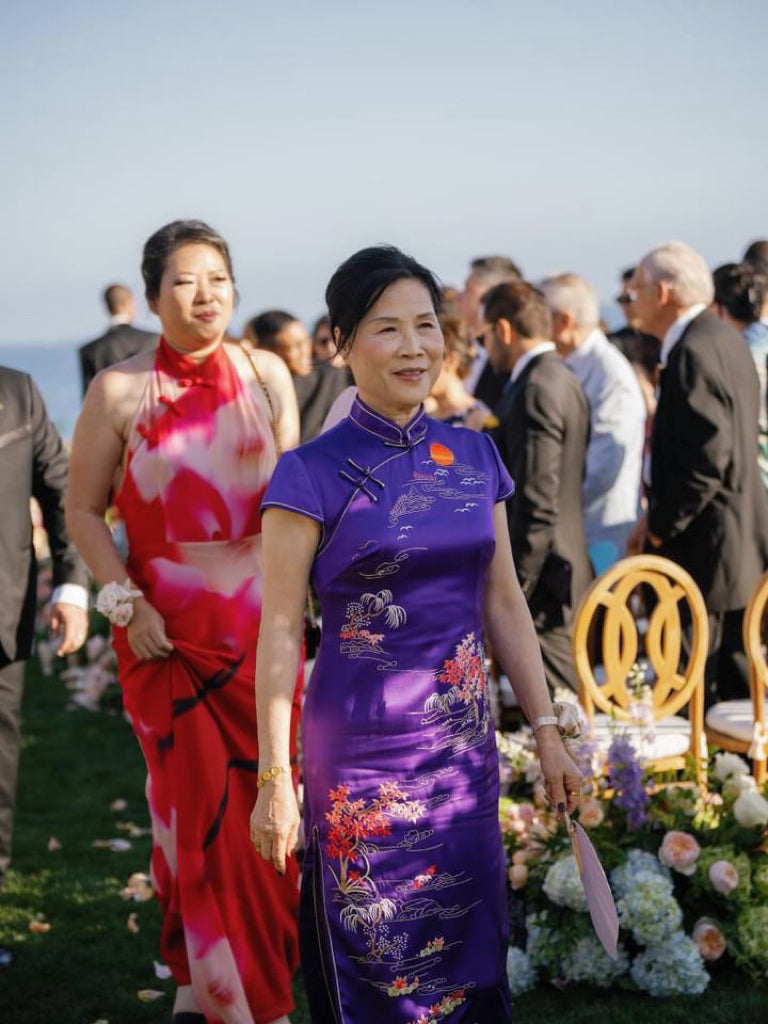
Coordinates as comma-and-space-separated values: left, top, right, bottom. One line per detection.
1, 0, 767, 344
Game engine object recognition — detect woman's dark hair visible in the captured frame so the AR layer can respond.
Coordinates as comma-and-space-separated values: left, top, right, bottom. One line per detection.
142, 220, 235, 301
441, 314, 477, 379
312, 313, 331, 339
713, 262, 766, 324
325, 245, 442, 355
243, 309, 298, 348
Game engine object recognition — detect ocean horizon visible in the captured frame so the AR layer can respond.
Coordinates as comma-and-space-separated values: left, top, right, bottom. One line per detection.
1, 343, 82, 440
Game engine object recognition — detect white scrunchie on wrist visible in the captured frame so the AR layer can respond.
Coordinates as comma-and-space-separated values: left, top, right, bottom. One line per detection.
552, 700, 584, 739
532, 701, 584, 739
96, 579, 143, 627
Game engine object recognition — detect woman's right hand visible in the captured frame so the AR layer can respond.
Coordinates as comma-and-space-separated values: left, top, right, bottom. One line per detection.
126, 597, 174, 661
250, 773, 300, 875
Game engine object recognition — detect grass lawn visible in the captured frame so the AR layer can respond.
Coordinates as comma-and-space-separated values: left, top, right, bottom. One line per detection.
1, 657, 766, 1023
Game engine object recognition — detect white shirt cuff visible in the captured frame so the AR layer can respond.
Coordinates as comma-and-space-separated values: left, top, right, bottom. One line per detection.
50, 583, 89, 610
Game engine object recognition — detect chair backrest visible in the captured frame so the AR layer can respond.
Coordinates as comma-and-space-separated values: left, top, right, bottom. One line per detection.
742, 571, 768, 778
743, 570, 768, 701
573, 554, 708, 724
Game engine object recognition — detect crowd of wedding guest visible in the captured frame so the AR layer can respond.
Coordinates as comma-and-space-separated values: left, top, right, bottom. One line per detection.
2, 230, 768, 1007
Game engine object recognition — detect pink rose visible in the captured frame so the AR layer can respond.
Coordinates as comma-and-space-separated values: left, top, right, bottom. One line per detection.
578, 799, 605, 829
692, 918, 726, 961
508, 864, 528, 890
518, 804, 535, 822
708, 860, 739, 895
658, 831, 701, 875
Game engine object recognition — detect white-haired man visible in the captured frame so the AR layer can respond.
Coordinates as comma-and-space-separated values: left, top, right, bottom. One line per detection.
541, 273, 646, 570
630, 241, 768, 703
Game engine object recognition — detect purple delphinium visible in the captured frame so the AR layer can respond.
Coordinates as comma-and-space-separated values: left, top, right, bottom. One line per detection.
607, 735, 650, 829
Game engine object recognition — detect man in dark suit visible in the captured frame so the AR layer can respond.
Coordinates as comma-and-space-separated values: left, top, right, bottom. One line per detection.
629, 242, 768, 703
79, 284, 157, 395
483, 281, 592, 694
0, 366, 88, 961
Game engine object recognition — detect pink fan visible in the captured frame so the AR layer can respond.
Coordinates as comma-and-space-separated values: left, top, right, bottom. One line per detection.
565, 812, 619, 959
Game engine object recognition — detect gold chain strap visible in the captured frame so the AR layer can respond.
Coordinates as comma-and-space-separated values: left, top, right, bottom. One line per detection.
239, 342, 279, 453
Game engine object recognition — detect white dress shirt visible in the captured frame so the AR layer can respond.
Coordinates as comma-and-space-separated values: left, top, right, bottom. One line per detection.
659, 304, 707, 366
50, 583, 89, 609
509, 341, 556, 384
566, 329, 646, 549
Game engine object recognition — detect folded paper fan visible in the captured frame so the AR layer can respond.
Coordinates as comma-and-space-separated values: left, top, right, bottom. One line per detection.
566, 812, 619, 959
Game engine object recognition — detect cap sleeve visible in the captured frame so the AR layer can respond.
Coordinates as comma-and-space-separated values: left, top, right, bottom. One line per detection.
261, 449, 325, 525
481, 432, 515, 502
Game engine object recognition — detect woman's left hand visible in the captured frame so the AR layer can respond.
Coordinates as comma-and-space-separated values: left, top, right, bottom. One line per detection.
535, 726, 582, 816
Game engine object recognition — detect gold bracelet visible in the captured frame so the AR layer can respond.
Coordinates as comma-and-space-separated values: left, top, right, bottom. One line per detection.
256, 765, 290, 789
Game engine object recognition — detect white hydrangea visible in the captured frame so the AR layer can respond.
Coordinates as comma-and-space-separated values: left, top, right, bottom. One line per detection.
617, 872, 681, 945
562, 935, 629, 988
525, 911, 560, 973
610, 848, 671, 900
630, 931, 710, 997
506, 946, 537, 996
543, 854, 588, 911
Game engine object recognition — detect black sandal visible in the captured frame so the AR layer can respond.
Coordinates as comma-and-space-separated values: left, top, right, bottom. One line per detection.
172, 1015, 206, 1023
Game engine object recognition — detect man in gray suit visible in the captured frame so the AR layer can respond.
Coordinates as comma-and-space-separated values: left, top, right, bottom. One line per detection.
541, 273, 646, 570
484, 281, 592, 693
0, 366, 88, 965
79, 284, 157, 395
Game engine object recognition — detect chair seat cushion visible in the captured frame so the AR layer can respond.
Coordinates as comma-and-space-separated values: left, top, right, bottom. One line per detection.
705, 700, 753, 743
590, 713, 691, 760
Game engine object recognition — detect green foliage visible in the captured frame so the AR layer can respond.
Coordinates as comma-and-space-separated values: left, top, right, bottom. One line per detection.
0, 659, 309, 1023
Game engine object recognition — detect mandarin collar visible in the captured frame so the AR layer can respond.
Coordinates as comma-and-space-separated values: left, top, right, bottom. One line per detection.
349, 395, 428, 447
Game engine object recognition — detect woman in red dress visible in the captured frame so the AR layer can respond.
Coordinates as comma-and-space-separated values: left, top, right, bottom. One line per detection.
67, 220, 302, 1023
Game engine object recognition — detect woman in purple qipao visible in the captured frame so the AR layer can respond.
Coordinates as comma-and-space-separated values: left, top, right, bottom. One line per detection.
250, 247, 581, 1024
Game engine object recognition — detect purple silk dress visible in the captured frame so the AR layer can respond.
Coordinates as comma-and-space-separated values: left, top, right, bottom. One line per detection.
263, 396, 515, 1024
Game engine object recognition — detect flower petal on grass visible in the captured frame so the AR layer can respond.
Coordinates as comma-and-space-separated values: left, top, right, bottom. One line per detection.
28, 919, 51, 933
153, 960, 172, 980
110, 798, 128, 812
120, 872, 154, 902
137, 989, 164, 1002
47, 837, 62, 852
115, 821, 151, 838
92, 838, 133, 852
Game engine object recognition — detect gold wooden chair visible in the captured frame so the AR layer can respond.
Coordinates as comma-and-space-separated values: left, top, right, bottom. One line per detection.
705, 572, 768, 783
572, 554, 708, 788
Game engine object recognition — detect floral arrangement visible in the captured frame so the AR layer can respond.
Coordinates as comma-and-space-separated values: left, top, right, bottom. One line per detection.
499, 724, 768, 998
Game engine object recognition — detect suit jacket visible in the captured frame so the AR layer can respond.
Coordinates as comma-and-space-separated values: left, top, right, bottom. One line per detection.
491, 350, 592, 630
0, 367, 88, 665
649, 309, 768, 611
79, 324, 158, 395
294, 363, 354, 442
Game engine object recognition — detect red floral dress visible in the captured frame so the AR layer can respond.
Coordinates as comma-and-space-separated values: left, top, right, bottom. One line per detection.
113, 337, 301, 1023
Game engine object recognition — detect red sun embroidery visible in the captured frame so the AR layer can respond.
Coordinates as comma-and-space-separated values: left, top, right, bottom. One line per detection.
429, 442, 455, 467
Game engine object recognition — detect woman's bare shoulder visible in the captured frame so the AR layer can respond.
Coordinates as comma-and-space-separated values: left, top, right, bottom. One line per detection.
95, 348, 156, 395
